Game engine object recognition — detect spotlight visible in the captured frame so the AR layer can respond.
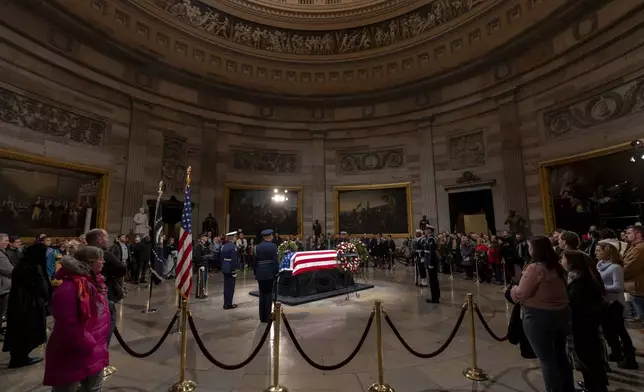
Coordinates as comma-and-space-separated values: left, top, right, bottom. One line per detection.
274, 189, 278, 193
631, 157, 636, 163
285, 197, 288, 201
284, 190, 288, 193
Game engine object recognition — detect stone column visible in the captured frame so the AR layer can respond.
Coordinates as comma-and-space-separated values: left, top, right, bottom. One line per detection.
495, 90, 529, 223
310, 128, 327, 234
200, 122, 218, 232
418, 118, 438, 227
121, 99, 151, 233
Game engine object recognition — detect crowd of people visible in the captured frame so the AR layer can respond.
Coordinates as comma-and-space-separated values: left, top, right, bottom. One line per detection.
0, 218, 643, 391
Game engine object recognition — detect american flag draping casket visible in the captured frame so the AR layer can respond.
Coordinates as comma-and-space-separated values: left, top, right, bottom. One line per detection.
279, 250, 338, 276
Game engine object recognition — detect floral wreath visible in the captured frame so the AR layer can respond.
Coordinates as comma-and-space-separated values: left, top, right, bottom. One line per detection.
336, 241, 361, 273
277, 240, 299, 265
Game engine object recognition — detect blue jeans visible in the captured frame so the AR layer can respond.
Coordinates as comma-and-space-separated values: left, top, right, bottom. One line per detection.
522, 306, 575, 392
631, 295, 644, 322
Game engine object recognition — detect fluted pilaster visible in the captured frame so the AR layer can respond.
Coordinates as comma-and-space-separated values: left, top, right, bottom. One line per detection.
121, 99, 151, 233
200, 122, 219, 232
310, 128, 327, 234
496, 91, 529, 221
418, 119, 438, 228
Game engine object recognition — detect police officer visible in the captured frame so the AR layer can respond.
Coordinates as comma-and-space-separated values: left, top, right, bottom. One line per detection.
221, 231, 240, 310
412, 230, 427, 287
254, 229, 279, 323
425, 226, 441, 303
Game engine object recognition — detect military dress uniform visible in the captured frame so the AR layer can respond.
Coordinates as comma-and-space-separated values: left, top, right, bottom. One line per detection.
221, 231, 241, 310
413, 231, 427, 287
254, 229, 279, 323
425, 228, 441, 303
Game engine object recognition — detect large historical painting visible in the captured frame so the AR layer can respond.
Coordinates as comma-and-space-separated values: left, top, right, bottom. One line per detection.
335, 184, 411, 236
0, 152, 106, 238
226, 186, 301, 238
545, 149, 644, 233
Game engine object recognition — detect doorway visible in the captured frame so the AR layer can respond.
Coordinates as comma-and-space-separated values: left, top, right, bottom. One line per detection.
448, 189, 496, 234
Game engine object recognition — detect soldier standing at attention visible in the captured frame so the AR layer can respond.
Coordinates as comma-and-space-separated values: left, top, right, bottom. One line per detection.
221, 231, 240, 310
425, 226, 441, 303
254, 229, 279, 323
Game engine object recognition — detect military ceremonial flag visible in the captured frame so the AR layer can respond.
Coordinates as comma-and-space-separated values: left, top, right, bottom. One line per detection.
175, 167, 193, 298
151, 181, 165, 284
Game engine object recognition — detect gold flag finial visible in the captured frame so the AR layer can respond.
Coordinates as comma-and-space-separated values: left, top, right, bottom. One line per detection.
186, 166, 192, 185
158, 181, 164, 194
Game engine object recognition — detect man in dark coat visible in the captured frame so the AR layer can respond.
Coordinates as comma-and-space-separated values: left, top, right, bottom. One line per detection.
2, 242, 52, 368
86, 228, 126, 346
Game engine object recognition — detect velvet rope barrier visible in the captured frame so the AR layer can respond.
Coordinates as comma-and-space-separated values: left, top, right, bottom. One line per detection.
113, 312, 179, 358
281, 311, 374, 371
383, 303, 468, 359
188, 313, 273, 370
473, 304, 509, 342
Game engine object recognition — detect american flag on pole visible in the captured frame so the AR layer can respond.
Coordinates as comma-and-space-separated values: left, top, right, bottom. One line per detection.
280, 250, 337, 276
175, 168, 193, 298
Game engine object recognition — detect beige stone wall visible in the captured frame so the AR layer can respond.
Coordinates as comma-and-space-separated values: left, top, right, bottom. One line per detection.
1, 0, 643, 239
0, 56, 130, 237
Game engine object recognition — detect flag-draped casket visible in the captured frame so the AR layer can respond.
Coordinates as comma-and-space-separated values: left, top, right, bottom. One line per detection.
277, 249, 356, 297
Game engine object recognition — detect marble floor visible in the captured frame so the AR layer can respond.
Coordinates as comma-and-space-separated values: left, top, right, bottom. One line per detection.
1, 266, 643, 392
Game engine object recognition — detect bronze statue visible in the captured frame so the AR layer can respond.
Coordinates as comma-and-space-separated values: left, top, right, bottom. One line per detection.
202, 213, 218, 235
505, 210, 526, 235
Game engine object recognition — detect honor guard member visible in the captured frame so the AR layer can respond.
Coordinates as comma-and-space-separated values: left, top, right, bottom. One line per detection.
254, 229, 279, 323
194, 233, 209, 298
424, 226, 441, 303
413, 230, 427, 287
221, 231, 241, 310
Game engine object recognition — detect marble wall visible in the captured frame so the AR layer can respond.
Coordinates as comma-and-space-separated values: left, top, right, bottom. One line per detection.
1, 0, 643, 239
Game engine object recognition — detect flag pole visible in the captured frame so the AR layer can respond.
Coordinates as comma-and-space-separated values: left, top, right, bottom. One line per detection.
170, 167, 196, 392
143, 181, 164, 314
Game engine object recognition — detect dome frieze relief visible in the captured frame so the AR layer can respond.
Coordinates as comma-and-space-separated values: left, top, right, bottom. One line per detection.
9, 0, 601, 98
155, 0, 492, 56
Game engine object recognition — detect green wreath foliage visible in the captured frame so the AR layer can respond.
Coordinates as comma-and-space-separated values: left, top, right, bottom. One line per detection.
349, 238, 368, 262
277, 240, 299, 263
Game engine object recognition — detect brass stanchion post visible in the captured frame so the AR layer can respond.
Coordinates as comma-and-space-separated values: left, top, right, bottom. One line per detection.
368, 300, 395, 392
462, 293, 488, 382
264, 302, 288, 392
169, 299, 196, 392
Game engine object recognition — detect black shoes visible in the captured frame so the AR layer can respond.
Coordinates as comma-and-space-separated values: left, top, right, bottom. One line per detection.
223, 304, 238, 310
8, 357, 42, 369
617, 360, 639, 370
425, 299, 440, 304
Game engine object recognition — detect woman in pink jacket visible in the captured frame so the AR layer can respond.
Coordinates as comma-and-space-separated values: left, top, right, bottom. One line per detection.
43, 246, 110, 392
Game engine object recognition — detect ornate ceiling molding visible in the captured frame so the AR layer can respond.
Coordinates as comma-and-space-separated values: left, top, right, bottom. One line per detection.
214, 0, 422, 27
155, 0, 491, 56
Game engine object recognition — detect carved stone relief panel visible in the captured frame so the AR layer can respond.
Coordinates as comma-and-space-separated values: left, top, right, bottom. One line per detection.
162, 135, 187, 194
448, 131, 486, 170
157, 0, 489, 55
338, 149, 404, 172
232, 149, 299, 173
543, 78, 644, 139
0, 85, 107, 145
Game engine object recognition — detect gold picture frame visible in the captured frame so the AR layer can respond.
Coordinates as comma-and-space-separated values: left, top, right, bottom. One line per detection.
0, 148, 110, 243
539, 142, 632, 233
334, 182, 412, 238
223, 184, 303, 237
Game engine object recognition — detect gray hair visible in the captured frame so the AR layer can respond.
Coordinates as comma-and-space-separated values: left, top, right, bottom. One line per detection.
0, 233, 8, 240
74, 246, 104, 264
